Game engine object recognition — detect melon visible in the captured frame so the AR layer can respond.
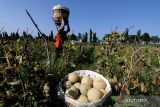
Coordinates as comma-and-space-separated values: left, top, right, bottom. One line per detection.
79, 84, 91, 96
74, 82, 81, 89
93, 78, 106, 89
81, 76, 93, 86
105, 87, 110, 93
87, 88, 103, 102
65, 81, 72, 89
68, 73, 78, 83
100, 89, 107, 95
77, 95, 88, 103
65, 86, 79, 99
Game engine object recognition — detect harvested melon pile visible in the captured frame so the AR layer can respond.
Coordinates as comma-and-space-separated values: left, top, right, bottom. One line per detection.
64, 73, 110, 104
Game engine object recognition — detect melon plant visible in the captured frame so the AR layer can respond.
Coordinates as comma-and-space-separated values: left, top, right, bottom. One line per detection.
68, 73, 79, 83
77, 95, 89, 103
79, 84, 91, 96
87, 88, 103, 102
93, 78, 106, 89
81, 76, 93, 86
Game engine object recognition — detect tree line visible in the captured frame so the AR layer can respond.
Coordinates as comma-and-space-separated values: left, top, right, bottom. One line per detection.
103, 29, 160, 44
0, 28, 160, 44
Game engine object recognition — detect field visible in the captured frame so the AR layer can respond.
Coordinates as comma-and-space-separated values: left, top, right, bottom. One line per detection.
0, 36, 160, 107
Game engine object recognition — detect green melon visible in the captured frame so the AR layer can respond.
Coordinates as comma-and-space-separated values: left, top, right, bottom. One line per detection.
79, 84, 91, 96
65, 86, 79, 99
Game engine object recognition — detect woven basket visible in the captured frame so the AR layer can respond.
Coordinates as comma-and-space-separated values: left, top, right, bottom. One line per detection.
58, 70, 112, 107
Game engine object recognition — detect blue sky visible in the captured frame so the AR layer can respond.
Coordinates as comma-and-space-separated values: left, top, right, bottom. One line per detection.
0, 0, 160, 39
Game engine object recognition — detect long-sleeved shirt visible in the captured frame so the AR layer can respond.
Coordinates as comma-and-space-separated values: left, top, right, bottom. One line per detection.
55, 18, 70, 49
57, 18, 70, 33
57, 18, 65, 32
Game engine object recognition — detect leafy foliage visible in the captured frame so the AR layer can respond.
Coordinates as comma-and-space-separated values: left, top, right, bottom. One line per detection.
0, 30, 160, 106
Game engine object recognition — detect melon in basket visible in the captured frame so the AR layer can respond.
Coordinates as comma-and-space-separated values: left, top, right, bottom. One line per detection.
65, 81, 73, 89
79, 84, 91, 96
81, 76, 93, 86
100, 89, 107, 95
77, 95, 89, 104
65, 86, 79, 99
63, 70, 112, 106
87, 88, 103, 102
93, 77, 106, 89
68, 73, 79, 83
74, 82, 81, 89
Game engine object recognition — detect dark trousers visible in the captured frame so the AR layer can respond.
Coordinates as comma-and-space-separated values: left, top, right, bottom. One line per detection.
55, 47, 63, 57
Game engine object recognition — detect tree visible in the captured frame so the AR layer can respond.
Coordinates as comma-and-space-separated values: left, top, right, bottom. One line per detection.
92, 32, 97, 43
158, 37, 160, 44
128, 35, 136, 44
70, 33, 77, 41
136, 30, 141, 43
82, 32, 88, 43
15, 31, 20, 40
142, 32, 150, 44
77, 33, 82, 42
49, 31, 54, 42
0, 33, 2, 40
89, 29, 92, 43
150, 36, 159, 44
123, 28, 129, 43
38, 32, 41, 37
2, 31, 9, 40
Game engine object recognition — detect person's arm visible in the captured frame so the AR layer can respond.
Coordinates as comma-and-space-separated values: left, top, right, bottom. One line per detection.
66, 23, 70, 33
57, 18, 65, 32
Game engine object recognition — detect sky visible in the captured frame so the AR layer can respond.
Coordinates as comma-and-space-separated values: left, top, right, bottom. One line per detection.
0, 0, 160, 39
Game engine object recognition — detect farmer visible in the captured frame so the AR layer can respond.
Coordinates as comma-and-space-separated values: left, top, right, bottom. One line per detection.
55, 17, 70, 56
